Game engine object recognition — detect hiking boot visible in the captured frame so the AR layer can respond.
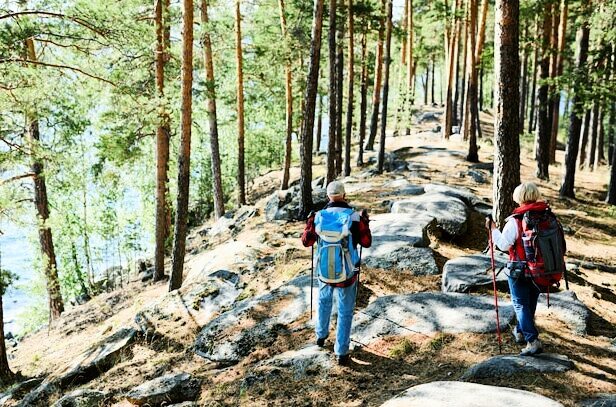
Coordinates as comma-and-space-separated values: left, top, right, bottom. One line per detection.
337, 354, 350, 366
316, 338, 326, 347
512, 327, 525, 344
520, 339, 543, 356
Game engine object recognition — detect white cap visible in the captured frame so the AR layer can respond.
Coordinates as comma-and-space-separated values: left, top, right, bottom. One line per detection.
326, 181, 345, 197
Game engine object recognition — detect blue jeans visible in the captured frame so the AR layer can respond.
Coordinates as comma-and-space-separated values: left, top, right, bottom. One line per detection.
508, 275, 540, 342
316, 279, 358, 356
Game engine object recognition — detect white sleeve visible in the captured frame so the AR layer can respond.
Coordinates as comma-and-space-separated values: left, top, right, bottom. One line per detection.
491, 218, 519, 252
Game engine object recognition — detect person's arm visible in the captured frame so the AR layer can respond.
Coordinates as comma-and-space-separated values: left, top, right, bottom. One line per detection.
488, 217, 518, 252
301, 212, 318, 247
356, 209, 372, 248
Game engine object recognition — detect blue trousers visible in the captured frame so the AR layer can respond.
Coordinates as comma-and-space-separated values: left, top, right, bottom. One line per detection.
315, 279, 357, 356
508, 275, 540, 342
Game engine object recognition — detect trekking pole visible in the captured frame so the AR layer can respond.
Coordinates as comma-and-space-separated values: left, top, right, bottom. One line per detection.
487, 215, 503, 354
310, 245, 314, 320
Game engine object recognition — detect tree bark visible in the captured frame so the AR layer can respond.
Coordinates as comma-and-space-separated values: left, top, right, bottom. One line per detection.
170, 0, 194, 291
24, 38, 64, 319
588, 101, 599, 171
519, 22, 529, 134
579, 109, 591, 169
405, 0, 414, 135
154, 0, 171, 282
546, 4, 559, 163
357, 31, 368, 166
299, 0, 325, 218
443, 0, 460, 139
335, 24, 344, 176
452, 3, 464, 128
235, 0, 246, 204
327, 0, 337, 182
549, 0, 568, 163
424, 64, 429, 105
528, 17, 540, 133
457, 0, 469, 129
201, 0, 225, 219
0, 294, 14, 386
560, 22, 590, 198
279, 0, 293, 190
366, 0, 385, 151
377, 0, 392, 174
431, 56, 436, 105
493, 0, 520, 227
608, 142, 616, 204
316, 93, 323, 153
344, 0, 354, 176
534, 4, 552, 180
464, 0, 479, 162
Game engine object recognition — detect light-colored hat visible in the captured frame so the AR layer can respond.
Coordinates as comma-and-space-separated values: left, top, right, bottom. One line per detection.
326, 181, 345, 197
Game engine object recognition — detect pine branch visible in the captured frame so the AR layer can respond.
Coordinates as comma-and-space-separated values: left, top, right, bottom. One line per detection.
0, 58, 116, 86
0, 11, 109, 37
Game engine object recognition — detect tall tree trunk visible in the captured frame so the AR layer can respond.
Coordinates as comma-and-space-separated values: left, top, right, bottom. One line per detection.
202, 0, 225, 219
235, 0, 246, 204
549, 0, 568, 163
579, 109, 591, 169
597, 108, 605, 164
608, 143, 616, 204
299, 0, 325, 218
170, 0, 194, 292
24, 38, 64, 319
443, 0, 460, 139
377, 0, 393, 174
519, 22, 529, 134
335, 25, 344, 176
479, 63, 483, 111
534, 4, 553, 180
154, 0, 171, 282
528, 17, 540, 133
357, 31, 368, 166
424, 64, 429, 106
458, 0, 469, 130
608, 47, 616, 165
493, 0, 520, 227
452, 4, 464, 128
0, 289, 14, 386
316, 93, 323, 153
405, 0, 414, 135
344, 0, 354, 176
279, 0, 294, 190
560, 21, 590, 198
327, 0, 337, 182
464, 0, 479, 162
546, 4, 559, 163
588, 101, 599, 171
431, 56, 436, 105
366, 0, 385, 151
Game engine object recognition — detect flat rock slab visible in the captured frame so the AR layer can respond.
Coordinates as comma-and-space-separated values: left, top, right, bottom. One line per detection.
194, 275, 314, 365
391, 192, 469, 236
185, 241, 261, 285
254, 345, 333, 380
51, 389, 109, 407
423, 184, 482, 206
380, 381, 563, 407
125, 373, 201, 406
365, 247, 439, 275
578, 394, 616, 407
442, 253, 509, 293
462, 353, 574, 380
537, 291, 590, 335
352, 293, 514, 344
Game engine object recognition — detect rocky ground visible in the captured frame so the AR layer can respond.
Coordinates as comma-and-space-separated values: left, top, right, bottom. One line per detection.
1, 108, 615, 406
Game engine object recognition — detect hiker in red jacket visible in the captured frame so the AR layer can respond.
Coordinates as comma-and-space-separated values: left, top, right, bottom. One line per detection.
301, 181, 371, 365
486, 182, 549, 356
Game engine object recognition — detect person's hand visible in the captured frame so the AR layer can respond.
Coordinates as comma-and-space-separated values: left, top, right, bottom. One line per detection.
485, 217, 494, 230
361, 209, 369, 222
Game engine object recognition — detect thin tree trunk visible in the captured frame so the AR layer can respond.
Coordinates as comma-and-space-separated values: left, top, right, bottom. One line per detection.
299, 0, 325, 218
154, 0, 171, 282
366, 0, 385, 151
335, 25, 344, 176
424, 64, 429, 105
357, 31, 368, 166
316, 93, 323, 153
519, 22, 529, 134
579, 109, 591, 169
235, 0, 246, 204
597, 107, 605, 164
464, 0, 479, 162
547, 4, 559, 163
550, 0, 568, 163
327, 0, 337, 182
528, 17, 540, 133
452, 4, 464, 128
534, 4, 553, 180
24, 38, 64, 319
608, 142, 616, 204
377, 0, 393, 174
560, 23, 590, 198
0, 293, 14, 386
405, 0, 414, 135
170, 0, 194, 291
609, 51, 616, 165
279, 0, 294, 190
589, 101, 599, 171
344, 0, 354, 176
493, 0, 520, 227
443, 0, 460, 139
479, 63, 483, 111
202, 0, 225, 219
431, 56, 436, 105
458, 0, 469, 130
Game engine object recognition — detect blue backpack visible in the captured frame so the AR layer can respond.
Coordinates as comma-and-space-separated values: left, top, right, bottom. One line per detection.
314, 208, 359, 284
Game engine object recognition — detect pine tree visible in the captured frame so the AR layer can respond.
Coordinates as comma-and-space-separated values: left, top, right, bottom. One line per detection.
376, 0, 392, 174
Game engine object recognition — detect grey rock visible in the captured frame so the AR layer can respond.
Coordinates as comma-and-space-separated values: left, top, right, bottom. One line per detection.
364, 247, 439, 275
352, 292, 514, 344
473, 201, 493, 217
391, 192, 469, 236
432, 125, 442, 133
265, 187, 328, 221
423, 183, 482, 207
462, 353, 574, 380
51, 389, 109, 407
194, 275, 314, 365
0, 378, 44, 406
380, 381, 563, 407
442, 253, 509, 293
470, 162, 494, 172
125, 373, 201, 406
467, 169, 488, 184
578, 394, 616, 407
254, 345, 333, 380
208, 206, 258, 238
537, 291, 590, 335
566, 260, 616, 274
417, 112, 442, 123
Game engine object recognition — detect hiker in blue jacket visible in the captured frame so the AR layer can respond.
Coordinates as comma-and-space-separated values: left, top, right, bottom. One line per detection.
301, 181, 372, 365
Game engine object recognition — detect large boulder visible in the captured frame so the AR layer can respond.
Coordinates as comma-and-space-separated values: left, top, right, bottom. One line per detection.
125, 373, 201, 406
352, 293, 514, 345
194, 275, 314, 365
253, 345, 333, 380
365, 247, 439, 275
423, 183, 482, 207
391, 192, 469, 236
442, 253, 509, 293
265, 186, 328, 221
380, 381, 563, 407
51, 389, 109, 407
536, 291, 590, 335
462, 353, 574, 380
0, 378, 44, 406
578, 394, 616, 407
184, 241, 261, 285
